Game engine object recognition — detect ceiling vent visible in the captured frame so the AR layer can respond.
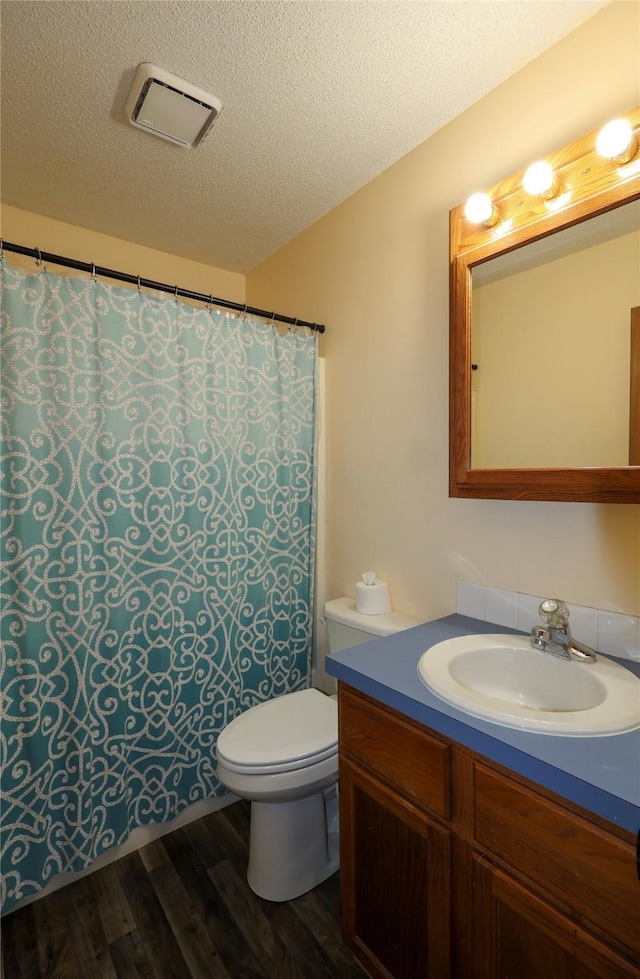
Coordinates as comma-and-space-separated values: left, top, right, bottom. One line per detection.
124, 63, 222, 148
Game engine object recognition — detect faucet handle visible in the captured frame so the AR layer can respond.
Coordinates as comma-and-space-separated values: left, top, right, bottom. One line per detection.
538, 598, 570, 630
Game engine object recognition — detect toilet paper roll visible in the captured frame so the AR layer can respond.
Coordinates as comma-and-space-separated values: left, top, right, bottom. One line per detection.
355, 572, 392, 615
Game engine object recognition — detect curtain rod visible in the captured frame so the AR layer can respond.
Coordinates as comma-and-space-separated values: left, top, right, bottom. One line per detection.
0, 241, 326, 335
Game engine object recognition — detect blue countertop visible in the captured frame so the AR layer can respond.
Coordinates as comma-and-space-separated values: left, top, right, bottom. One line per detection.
326, 613, 640, 835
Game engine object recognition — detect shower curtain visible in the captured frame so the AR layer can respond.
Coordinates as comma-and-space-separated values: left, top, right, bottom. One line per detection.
0, 260, 318, 914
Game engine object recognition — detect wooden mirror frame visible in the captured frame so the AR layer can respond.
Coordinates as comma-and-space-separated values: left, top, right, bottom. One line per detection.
449, 107, 640, 503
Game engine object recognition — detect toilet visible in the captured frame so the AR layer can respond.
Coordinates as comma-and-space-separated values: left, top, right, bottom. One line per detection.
215, 596, 422, 902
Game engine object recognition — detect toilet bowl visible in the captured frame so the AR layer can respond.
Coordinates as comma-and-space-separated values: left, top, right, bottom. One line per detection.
216, 597, 423, 902
216, 687, 339, 902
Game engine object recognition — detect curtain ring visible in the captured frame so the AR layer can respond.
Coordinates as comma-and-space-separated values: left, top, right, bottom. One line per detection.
35, 247, 47, 273
174, 285, 179, 302
91, 263, 97, 281
137, 275, 141, 292
0, 238, 4, 261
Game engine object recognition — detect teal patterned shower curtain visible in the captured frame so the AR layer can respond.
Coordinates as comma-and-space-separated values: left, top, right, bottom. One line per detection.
0, 260, 317, 914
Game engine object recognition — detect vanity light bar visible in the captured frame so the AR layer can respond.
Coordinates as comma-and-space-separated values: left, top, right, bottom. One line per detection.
463, 113, 638, 227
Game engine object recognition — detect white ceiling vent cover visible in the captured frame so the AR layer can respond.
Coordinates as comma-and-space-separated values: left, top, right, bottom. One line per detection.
124, 64, 222, 148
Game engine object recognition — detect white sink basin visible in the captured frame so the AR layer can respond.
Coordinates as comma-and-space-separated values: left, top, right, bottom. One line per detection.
417, 634, 640, 736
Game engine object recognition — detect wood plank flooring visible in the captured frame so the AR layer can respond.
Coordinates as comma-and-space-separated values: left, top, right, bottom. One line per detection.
1, 801, 368, 979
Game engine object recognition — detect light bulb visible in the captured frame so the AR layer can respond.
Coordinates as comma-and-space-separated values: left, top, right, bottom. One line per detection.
464, 193, 499, 227
596, 118, 637, 163
523, 161, 559, 199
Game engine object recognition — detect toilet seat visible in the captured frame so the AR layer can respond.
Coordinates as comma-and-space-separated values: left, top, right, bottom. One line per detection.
216, 688, 338, 776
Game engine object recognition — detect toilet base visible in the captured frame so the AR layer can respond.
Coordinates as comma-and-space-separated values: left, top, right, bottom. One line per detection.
246, 785, 340, 902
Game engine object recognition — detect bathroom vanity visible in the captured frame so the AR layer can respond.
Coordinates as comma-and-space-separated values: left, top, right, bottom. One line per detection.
326, 615, 640, 979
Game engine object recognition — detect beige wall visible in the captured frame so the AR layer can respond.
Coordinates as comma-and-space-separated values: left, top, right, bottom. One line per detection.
247, 1, 640, 619
473, 229, 640, 468
0, 205, 245, 303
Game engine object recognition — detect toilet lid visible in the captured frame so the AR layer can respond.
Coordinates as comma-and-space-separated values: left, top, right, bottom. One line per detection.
216, 688, 338, 775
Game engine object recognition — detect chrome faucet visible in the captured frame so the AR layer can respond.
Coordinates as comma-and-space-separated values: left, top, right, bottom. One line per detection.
530, 599, 597, 662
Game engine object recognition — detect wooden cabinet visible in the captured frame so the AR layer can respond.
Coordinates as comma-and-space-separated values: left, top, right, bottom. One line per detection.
338, 684, 640, 979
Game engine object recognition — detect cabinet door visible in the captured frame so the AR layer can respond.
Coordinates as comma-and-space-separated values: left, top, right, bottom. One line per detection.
471, 854, 638, 979
340, 758, 451, 979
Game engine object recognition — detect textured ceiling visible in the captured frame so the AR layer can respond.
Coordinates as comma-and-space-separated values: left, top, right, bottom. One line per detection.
1, 1, 609, 273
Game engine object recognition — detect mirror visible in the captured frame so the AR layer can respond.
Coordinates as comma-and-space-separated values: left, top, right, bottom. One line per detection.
450, 106, 640, 502
471, 200, 639, 469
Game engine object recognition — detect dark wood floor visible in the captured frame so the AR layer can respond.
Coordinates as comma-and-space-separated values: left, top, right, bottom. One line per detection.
1, 800, 368, 979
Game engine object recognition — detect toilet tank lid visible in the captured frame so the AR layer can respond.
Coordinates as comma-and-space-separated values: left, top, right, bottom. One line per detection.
324, 597, 423, 637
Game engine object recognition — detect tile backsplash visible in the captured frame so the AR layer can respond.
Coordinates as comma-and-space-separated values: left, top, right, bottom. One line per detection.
456, 582, 640, 663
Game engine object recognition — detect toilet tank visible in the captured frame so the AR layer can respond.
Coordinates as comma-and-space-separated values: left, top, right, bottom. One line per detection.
324, 597, 422, 653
